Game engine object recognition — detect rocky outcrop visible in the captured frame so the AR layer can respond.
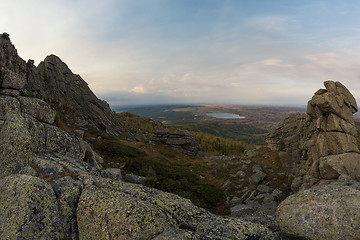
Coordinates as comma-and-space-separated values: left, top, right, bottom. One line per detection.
152, 128, 200, 156
267, 81, 360, 192
0, 33, 124, 135
276, 181, 360, 240
0, 33, 281, 239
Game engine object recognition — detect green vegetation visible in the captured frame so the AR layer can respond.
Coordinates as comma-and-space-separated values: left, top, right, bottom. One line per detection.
116, 112, 161, 138
171, 120, 267, 145
193, 131, 252, 155
84, 128, 227, 214
99, 141, 144, 157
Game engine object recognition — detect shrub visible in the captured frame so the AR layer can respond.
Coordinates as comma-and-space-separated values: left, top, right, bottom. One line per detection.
99, 141, 143, 157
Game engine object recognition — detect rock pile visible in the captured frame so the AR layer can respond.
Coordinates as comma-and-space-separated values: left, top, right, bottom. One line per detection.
267, 80, 360, 192
152, 128, 200, 156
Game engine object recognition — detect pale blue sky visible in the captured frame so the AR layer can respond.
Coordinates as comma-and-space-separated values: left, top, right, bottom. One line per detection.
2, 0, 360, 105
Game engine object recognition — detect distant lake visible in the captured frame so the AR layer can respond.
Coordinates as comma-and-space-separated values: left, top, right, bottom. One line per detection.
206, 113, 245, 119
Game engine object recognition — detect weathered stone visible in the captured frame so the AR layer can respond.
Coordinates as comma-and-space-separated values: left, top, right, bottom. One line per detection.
18, 96, 56, 124
45, 124, 86, 160
0, 174, 64, 239
83, 140, 103, 169
0, 95, 20, 119
231, 204, 256, 217
335, 81, 358, 113
22, 114, 46, 153
125, 173, 146, 185
276, 181, 360, 240
32, 155, 65, 176
151, 128, 200, 156
257, 184, 271, 193
0, 33, 27, 75
22, 54, 125, 135
51, 176, 83, 240
0, 113, 32, 179
104, 168, 122, 181
0, 67, 26, 89
267, 81, 360, 191
249, 171, 267, 186
319, 153, 360, 180
0, 88, 20, 97
195, 217, 279, 240
153, 229, 200, 240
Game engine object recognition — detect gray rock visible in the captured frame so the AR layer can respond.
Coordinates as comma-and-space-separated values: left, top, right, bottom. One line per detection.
151, 128, 200, 156
235, 170, 246, 177
222, 178, 231, 188
257, 184, 271, 193
0, 95, 20, 119
125, 173, 147, 185
0, 88, 19, 97
51, 176, 83, 240
230, 204, 256, 217
267, 81, 360, 192
276, 181, 360, 240
0, 174, 64, 239
249, 171, 267, 186
22, 54, 125, 135
153, 229, 200, 240
0, 67, 26, 90
0, 113, 32, 179
18, 96, 56, 124
45, 124, 86, 160
104, 168, 122, 181
244, 149, 259, 158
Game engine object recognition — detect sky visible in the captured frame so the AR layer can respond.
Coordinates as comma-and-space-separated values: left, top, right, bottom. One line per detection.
2, 0, 360, 106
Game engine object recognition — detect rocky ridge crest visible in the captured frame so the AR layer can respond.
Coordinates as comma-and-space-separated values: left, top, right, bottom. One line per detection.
1, 33, 124, 135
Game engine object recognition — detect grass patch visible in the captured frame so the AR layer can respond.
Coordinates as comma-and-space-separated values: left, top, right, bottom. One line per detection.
99, 141, 144, 157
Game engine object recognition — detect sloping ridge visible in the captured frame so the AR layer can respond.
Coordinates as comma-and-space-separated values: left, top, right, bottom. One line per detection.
0, 32, 123, 135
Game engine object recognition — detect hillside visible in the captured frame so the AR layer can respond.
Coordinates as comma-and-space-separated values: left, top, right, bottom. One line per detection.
114, 104, 306, 145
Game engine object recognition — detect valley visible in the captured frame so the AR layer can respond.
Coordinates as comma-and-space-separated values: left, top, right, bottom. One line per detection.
113, 104, 307, 145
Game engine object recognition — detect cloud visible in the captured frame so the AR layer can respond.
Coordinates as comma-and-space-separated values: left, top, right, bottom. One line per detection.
2, 1, 360, 106
130, 84, 146, 94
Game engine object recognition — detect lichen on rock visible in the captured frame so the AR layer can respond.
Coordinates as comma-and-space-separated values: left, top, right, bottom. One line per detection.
0, 174, 64, 239
0, 113, 32, 179
276, 181, 360, 240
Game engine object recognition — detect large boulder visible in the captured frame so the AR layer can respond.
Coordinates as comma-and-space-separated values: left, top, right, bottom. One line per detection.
0, 174, 64, 239
152, 128, 200, 156
276, 181, 360, 240
77, 175, 279, 240
267, 81, 360, 191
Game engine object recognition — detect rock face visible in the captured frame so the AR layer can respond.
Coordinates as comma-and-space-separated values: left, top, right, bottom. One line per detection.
152, 128, 200, 156
0, 33, 124, 135
276, 181, 360, 240
267, 81, 360, 192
